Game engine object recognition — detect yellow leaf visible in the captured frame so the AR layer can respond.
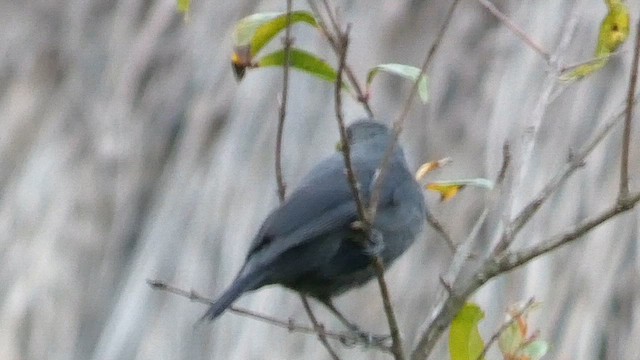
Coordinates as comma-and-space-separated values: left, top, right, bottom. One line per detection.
561, 0, 629, 81
596, 2, 630, 56
427, 183, 465, 202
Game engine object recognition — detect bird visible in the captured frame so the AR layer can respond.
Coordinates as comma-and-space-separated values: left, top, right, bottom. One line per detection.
201, 119, 426, 330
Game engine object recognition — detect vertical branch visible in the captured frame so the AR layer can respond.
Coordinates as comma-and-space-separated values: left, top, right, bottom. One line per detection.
275, 0, 294, 202
277, 2, 340, 357
620, 16, 640, 201
333, 25, 405, 360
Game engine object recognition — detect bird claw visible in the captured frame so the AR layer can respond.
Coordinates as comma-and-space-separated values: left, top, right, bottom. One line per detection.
364, 228, 384, 257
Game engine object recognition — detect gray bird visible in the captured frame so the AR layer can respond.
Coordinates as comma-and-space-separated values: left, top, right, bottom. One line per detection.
202, 119, 426, 328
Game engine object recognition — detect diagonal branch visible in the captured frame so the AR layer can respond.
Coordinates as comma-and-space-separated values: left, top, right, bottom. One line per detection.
492, 94, 637, 255
368, 0, 461, 224
147, 280, 376, 348
410, 190, 640, 360
620, 16, 640, 201
477, 0, 551, 63
489, 191, 640, 275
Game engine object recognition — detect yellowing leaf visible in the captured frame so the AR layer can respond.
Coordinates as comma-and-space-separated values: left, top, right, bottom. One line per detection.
428, 183, 464, 202
596, 2, 630, 56
366, 64, 429, 103
231, 11, 318, 79
427, 178, 493, 202
450, 302, 486, 360
415, 157, 452, 181
561, 0, 629, 81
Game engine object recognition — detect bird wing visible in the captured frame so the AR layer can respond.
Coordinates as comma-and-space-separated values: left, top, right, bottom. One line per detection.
245, 153, 399, 261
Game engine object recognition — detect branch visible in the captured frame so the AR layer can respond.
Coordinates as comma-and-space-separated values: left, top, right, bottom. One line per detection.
426, 212, 456, 252
620, 16, 640, 201
489, 191, 640, 275
307, 0, 374, 117
147, 280, 377, 348
274, 0, 294, 202
333, 24, 405, 360
276, 3, 341, 357
492, 94, 636, 255
369, 0, 461, 223
477, 0, 551, 63
410, 191, 640, 360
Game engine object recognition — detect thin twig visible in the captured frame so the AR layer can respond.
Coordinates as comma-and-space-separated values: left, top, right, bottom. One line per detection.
307, 0, 374, 116
496, 0, 580, 254
275, 0, 294, 202
620, 16, 640, 202
426, 212, 456, 252
333, 24, 405, 360
410, 98, 638, 360
475, 298, 536, 360
300, 294, 341, 360
147, 280, 370, 346
334, 26, 367, 223
477, 0, 551, 63
496, 142, 511, 187
492, 94, 636, 255
491, 191, 640, 275
369, 0, 461, 224
277, 4, 340, 357
410, 191, 640, 360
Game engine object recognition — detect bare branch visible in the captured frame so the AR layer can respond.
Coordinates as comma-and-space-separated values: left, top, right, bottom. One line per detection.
426, 212, 456, 252
496, 142, 511, 186
274, 0, 294, 202
410, 191, 640, 360
333, 24, 405, 360
620, 16, 640, 201
492, 95, 636, 255
307, 0, 374, 117
477, 0, 551, 63
490, 191, 640, 275
147, 280, 377, 348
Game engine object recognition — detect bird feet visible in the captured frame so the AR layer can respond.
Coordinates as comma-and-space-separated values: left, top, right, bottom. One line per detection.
364, 228, 384, 257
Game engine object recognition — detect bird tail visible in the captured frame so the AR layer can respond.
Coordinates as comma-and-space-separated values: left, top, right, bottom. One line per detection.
200, 272, 263, 322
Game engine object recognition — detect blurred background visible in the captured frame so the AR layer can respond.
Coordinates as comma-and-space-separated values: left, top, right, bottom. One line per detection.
1, 0, 639, 359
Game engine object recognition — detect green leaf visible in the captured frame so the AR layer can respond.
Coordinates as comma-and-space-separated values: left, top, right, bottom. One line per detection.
366, 63, 429, 103
234, 11, 317, 58
258, 48, 340, 83
450, 302, 485, 360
